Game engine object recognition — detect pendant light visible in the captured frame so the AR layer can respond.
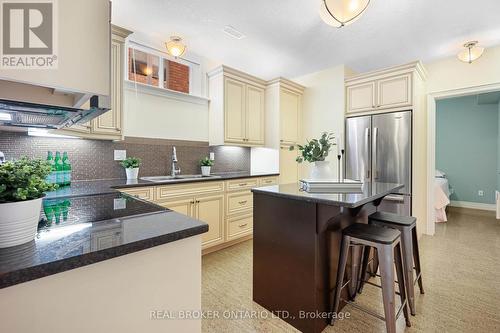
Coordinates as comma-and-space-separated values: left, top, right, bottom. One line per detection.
457, 41, 484, 64
319, 0, 370, 28
165, 36, 187, 58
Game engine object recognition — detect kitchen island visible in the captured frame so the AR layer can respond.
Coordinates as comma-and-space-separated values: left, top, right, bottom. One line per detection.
251, 182, 403, 333
0, 191, 208, 333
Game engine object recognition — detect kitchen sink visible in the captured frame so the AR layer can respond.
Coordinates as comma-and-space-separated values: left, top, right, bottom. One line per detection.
140, 174, 221, 183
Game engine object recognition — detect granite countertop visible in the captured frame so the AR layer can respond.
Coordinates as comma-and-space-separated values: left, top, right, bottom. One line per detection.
0, 192, 208, 289
45, 171, 279, 199
252, 182, 404, 208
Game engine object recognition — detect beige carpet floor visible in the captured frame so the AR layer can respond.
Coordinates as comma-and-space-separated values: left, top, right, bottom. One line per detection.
202, 208, 500, 332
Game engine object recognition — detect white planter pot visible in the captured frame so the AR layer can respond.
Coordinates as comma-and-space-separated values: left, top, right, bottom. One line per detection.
201, 166, 211, 177
309, 160, 335, 180
0, 197, 43, 248
126, 168, 139, 180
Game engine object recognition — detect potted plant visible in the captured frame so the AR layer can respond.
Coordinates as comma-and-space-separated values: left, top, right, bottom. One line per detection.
120, 157, 142, 180
294, 132, 336, 180
0, 157, 58, 248
200, 157, 214, 176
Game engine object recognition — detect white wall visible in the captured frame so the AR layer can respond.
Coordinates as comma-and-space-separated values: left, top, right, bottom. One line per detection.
426, 45, 500, 93
293, 65, 346, 178
123, 83, 209, 141
250, 147, 279, 174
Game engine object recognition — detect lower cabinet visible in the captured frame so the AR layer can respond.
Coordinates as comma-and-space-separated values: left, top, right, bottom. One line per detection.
158, 194, 225, 249
119, 175, 279, 253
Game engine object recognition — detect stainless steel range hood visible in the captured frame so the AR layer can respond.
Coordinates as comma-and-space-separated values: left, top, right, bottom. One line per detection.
0, 79, 111, 130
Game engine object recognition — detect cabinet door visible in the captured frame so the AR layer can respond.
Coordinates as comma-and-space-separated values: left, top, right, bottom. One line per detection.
246, 84, 265, 145
158, 197, 194, 217
93, 40, 122, 135
346, 81, 376, 113
194, 194, 225, 248
279, 146, 299, 184
280, 89, 300, 145
224, 78, 246, 143
377, 74, 412, 109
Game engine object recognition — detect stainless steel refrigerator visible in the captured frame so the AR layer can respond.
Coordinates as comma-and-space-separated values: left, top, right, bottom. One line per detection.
345, 110, 412, 216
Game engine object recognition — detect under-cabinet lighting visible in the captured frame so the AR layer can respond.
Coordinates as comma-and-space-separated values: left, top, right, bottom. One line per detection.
28, 128, 80, 139
0, 112, 12, 121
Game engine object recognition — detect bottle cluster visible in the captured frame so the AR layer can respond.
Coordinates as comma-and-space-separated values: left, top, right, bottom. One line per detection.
46, 151, 72, 186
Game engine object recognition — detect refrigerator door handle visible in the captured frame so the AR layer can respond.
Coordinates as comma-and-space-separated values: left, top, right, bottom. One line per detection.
373, 127, 378, 180
365, 127, 370, 180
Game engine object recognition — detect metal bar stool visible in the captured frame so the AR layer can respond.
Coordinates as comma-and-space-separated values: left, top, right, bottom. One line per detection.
331, 223, 411, 333
360, 212, 424, 316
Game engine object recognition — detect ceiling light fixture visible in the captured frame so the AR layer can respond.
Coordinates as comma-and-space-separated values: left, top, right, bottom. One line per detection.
165, 36, 187, 58
319, 0, 370, 28
457, 41, 484, 64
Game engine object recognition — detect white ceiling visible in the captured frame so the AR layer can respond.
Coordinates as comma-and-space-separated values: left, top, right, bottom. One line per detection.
112, 0, 500, 79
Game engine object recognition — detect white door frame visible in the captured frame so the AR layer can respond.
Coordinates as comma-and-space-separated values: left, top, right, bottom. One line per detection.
426, 82, 500, 235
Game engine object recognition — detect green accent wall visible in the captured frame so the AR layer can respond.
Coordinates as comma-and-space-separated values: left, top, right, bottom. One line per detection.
436, 95, 499, 204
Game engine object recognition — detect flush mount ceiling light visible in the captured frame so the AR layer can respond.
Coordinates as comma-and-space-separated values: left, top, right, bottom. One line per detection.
165, 36, 187, 58
457, 41, 484, 64
319, 0, 370, 28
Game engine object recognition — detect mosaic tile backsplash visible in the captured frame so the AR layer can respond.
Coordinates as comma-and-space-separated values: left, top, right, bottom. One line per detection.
0, 132, 250, 181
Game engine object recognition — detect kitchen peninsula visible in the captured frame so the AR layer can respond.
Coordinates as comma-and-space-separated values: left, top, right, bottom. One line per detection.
252, 182, 404, 333
0, 189, 208, 333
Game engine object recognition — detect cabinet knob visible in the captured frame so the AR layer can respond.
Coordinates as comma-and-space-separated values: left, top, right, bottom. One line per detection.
239, 223, 248, 228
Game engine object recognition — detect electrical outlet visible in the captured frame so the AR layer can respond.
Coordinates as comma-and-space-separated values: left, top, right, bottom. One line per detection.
114, 150, 126, 161
478, 190, 484, 197
209, 152, 215, 160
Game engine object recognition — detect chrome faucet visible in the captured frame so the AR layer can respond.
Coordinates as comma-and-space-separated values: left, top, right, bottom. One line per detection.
171, 146, 181, 177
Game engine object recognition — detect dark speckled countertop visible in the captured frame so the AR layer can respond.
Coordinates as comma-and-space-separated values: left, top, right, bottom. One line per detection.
252, 182, 403, 208
0, 192, 208, 289
45, 171, 279, 199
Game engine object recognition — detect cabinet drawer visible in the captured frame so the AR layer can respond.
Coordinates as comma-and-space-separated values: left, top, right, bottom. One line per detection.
119, 187, 154, 201
227, 190, 253, 215
156, 181, 224, 201
226, 178, 259, 191
227, 213, 253, 240
259, 176, 278, 186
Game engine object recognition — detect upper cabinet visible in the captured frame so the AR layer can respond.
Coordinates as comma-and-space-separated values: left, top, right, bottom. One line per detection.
208, 66, 266, 146
265, 78, 305, 148
57, 25, 132, 140
345, 62, 425, 115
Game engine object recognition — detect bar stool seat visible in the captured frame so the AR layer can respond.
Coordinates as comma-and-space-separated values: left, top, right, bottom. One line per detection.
370, 211, 416, 226
343, 223, 401, 244
330, 223, 411, 333
360, 211, 424, 317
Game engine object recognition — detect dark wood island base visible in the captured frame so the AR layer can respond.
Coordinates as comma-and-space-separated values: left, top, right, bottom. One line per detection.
252, 182, 403, 333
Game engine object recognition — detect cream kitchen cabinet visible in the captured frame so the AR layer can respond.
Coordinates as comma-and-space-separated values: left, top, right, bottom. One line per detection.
208, 65, 266, 146
279, 88, 301, 145
346, 70, 413, 114
279, 146, 299, 184
57, 25, 132, 140
159, 194, 225, 249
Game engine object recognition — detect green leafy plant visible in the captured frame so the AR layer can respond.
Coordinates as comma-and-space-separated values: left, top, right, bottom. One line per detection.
120, 157, 141, 169
0, 157, 58, 203
294, 132, 335, 163
200, 157, 214, 167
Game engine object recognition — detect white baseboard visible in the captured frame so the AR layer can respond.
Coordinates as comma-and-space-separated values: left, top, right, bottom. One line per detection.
449, 201, 496, 211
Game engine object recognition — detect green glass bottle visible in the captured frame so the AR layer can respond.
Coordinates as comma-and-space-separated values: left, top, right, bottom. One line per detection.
62, 152, 72, 186
54, 151, 63, 186
46, 151, 55, 184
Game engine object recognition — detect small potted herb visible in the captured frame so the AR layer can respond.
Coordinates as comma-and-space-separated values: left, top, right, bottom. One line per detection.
294, 132, 335, 179
120, 157, 142, 180
0, 157, 58, 248
200, 157, 214, 176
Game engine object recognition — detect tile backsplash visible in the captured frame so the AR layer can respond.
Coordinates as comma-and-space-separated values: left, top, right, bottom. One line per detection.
0, 132, 250, 181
